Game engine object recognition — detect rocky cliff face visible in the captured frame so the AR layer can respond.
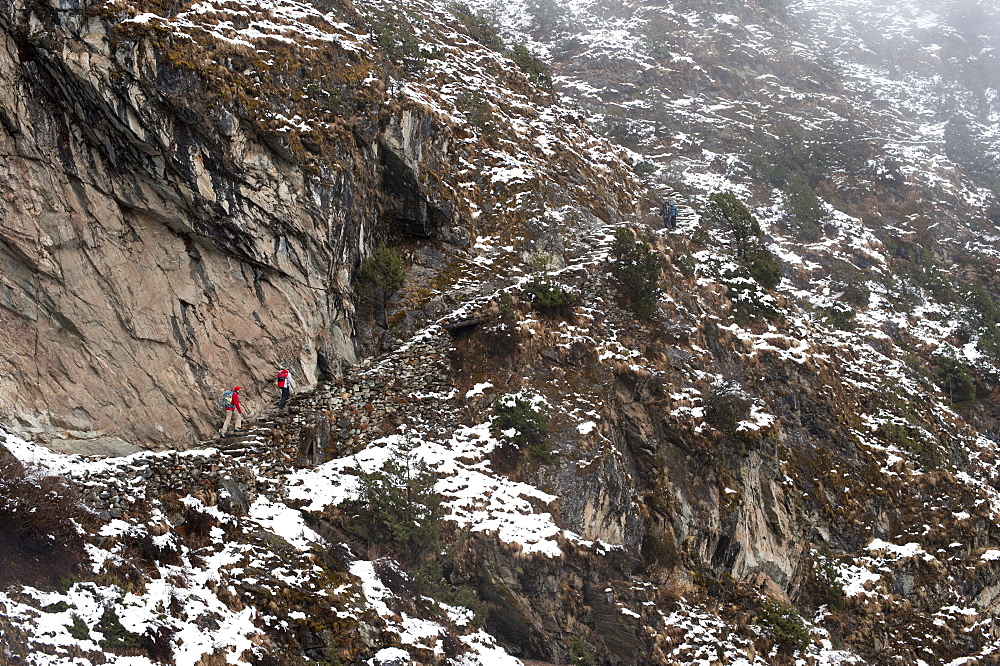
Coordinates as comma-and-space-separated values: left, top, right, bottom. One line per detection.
1, 0, 371, 448
0, 0, 635, 449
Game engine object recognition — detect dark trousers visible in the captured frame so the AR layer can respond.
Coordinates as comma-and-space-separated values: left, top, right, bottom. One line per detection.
278, 386, 290, 408
665, 215, 677, 229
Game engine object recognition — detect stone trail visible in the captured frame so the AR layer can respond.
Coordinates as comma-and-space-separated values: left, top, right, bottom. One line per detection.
61, 332, 461, 522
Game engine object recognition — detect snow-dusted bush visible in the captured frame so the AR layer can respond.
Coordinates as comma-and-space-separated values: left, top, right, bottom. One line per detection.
351, 446, 443, 565
783, 171, 827, 241
490, 395, 554, 468
758, 599, 810, 653
810, 548, 846, 612
524, 274, 577, 318
739, 245, 783, 292
703, 192, 783, 291
877, 421, 941, 469
964, 280, 1000, 362
363, 7, 426, 70
509, 43, 552, 90
456, 91, 500, 138
817, 302, 857, 331
933, 351, 977, 403
830, 260, 870, 307
448, 2, 505, 51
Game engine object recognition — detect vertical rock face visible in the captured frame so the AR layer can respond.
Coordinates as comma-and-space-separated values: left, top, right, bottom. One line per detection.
0, 0, 640, 449
0, 0, 386, 446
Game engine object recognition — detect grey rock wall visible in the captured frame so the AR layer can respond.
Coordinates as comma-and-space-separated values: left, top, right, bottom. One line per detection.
0, 0, 459, 448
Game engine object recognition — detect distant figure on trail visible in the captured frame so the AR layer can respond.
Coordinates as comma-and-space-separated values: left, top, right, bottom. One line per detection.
662, 201, 679, 230
220, 386, 243, 436
276, 367, 295, 409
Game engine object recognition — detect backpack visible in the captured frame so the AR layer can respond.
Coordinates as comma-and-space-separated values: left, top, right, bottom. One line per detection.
219, 390, 234, 408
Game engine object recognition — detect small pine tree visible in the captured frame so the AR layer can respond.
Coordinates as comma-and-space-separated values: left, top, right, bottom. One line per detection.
704, 382, 752, 437
703, 192, 762, 254
609, 227, 662, 320
759, 599, 810, 652
703, 192, 783, 291
525, 0, 569, 37
354, 246, 405, 328
934, 351, 977, 403
491, 395, 554, 463
569, 635, 596, 665
740, 245, 783, 291
783, 171, 826, 241
965, 280, 1000, 326
448, 2, 505, 51
524, 273, 576, 316
354, 444, 443, 565
509, 44, 553, 90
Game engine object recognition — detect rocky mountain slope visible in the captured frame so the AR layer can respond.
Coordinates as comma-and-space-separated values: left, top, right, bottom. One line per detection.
2, 0, 1000, 664
0, 0, 635, 450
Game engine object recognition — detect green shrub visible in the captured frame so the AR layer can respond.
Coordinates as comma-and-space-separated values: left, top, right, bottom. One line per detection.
509, 44, 552, 90
42, 600, 71, 613
933, 352, 977, 403
66, 614, 90, 641
364, 8, 426, 70
966, 281, 1000, 322
817, 303, 856, 331
449, 5, 552, 90
455, 92, 498, 137
448, 2, 504, 51
526, 0, 572, 36
743, 125, 816, 188
740, 245, 783, 291
813, 548, 846, 612
703, 192, 783, 291
491, 395, 554, 465
877, 421, 941, 469
569, 635, 596, 665
524, 275, 576, 316
783, 171, 826, 241
609, 227, 662, 320
821, 119, 875, 177
97, 608, 147, 651
703, 191, 759, 244
883, 239, 955, 305
745, 119, 870, 189
730, 285, 782, 326
352, 445, 443, 565
830, 260, 870, 306
354, 246, 405, 328
633, 161, 657, 177
871, 156, 905, 188
964, 280, 1000, 359
759, 600, 810, 652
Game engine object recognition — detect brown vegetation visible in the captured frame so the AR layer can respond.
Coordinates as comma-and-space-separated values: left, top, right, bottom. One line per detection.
0, 458, 95, 589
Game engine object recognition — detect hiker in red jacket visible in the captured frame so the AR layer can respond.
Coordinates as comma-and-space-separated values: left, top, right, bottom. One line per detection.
276, 367, 295, 409
220, 386, 243, 436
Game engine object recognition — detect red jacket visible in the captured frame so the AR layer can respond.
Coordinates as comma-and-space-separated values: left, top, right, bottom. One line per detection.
227, 392, 242, 413
277, 369, 289, 388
